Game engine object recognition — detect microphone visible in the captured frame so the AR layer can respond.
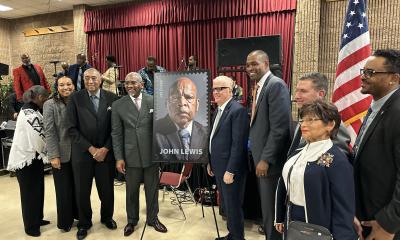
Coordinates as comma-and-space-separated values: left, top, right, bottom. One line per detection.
49, 60, 60, 64
113, 65, 123, 68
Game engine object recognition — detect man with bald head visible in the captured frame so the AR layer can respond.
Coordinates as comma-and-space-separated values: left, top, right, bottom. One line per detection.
13, 53, 50, 102
208, 76, 249, 240
246, 50, 291, 240
111, 72, 167, 236
155, 76, 208, 163
67, 68, 119, 240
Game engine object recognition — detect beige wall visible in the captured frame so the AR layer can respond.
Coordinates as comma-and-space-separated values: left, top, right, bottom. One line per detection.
0, 19, 11, 68
293, 0, 400, 102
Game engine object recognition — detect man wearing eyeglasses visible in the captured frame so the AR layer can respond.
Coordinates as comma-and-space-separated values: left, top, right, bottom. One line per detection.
353, 49, 400, 240
288, 72, 351, 157
111, 72, 167, 236
154, 77, 208, 163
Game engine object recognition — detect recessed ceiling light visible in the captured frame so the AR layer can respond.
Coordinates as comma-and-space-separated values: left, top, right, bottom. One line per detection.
0, 4, 13, 11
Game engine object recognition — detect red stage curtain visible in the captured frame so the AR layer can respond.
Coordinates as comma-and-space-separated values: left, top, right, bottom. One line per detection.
85, 0, 296, 101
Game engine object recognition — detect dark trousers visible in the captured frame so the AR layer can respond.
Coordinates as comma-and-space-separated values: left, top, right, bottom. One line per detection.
215, 173, 247, 240
125, 165, 159, 225
15, 159, 45, 234
72, 157, 115, 229
52, 162, 78, 229
257, 174, 282, 240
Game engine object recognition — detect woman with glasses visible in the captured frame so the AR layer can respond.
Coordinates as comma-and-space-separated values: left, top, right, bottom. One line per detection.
274, 100, 357, 239
43, 76, 78, 232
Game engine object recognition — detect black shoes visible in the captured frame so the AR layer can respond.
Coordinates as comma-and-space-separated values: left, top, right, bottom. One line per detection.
124, 223, 135, 236
76, 228, 87, 240
25, 229, 40, 237
40, 220, 51, 226
101, 219, 117, 230
148, 218, 167, 233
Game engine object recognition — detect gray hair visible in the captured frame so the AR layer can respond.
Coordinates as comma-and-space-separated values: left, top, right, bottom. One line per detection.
22, 85, 49, 103
213, 75, 234, 90
125, 72, 143, 82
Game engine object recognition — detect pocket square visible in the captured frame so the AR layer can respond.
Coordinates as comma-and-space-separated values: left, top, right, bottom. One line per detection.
149, 109, 154, 113
107, 106, 112, 111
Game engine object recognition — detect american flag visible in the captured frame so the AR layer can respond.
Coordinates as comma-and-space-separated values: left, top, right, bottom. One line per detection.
332, 0, 372, 145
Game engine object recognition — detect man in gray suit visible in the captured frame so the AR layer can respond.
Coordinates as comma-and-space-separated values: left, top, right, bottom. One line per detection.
288, 72, 351, 157
246, 50, 291, 240
111, 72, 167, 237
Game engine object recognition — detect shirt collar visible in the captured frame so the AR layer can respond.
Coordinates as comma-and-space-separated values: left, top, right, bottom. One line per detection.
87, 89, 101, 98
370, 87, 399, 112
175, 121, 193, 136
129, 92, 142, 101
218, 97, 232, 112
257, 71, 271, 89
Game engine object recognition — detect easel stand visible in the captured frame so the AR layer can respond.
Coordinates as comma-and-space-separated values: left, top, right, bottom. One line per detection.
139, 162, 220, 239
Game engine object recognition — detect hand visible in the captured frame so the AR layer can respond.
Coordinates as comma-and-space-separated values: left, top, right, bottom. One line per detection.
88, 146, 98, 156
50, 157, 61, 169
362, 220, 395, 240
353, 217, 364, 240
256, 160, 269, 177
207, 164, 214, 177
116, 159, 126, 174
93, 147, 109, 162
223, 171, 234, 184
13, 112, 18, 120
275, 223, 284, 234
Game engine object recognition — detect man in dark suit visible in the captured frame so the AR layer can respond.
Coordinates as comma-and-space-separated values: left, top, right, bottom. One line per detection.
288, 72, 351, 157
246, 50, 291, 240
111, 72, 167, 236
67, 68, 118, 240
353, 49, 400, 240
154, 77, 208, 163
207, 76, 249, 240
67, 54, 92, 91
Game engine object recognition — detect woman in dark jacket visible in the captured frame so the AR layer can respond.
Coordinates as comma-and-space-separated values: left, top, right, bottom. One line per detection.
43, 76, 78, 232
274, 100, 357, 240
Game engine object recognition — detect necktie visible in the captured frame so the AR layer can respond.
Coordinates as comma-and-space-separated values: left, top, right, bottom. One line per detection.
250, 83, 259, 125
353, 107, 372, 154
77, 67, 83, 90
209, 108, 222, 153
134, 97, 141, 111
90, 95, 99, 113
179, 129, 191, 161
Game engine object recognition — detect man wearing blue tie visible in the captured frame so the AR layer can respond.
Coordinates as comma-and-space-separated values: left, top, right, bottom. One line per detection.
208, 76, 249, 240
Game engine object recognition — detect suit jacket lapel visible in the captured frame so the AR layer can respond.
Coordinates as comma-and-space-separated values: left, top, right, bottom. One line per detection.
125, 96, 139, 121
253, 74, 272, 123
356, 88, 400, 161
97, 90, 108, 117
213, 99, 232, 138
82, 91, 97, 117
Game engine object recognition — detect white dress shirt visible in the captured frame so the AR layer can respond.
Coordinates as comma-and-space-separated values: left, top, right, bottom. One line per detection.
282, 139, 333, 207
256, 71, 271, 103
129, 92, 142, 109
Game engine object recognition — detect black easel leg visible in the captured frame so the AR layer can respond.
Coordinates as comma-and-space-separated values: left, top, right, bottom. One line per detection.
202, 164, 220, 238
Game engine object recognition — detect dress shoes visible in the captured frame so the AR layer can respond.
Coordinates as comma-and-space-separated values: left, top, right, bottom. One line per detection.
101, 219, 117, 230
215, 235, 230, 240
123, 223, 135, 236
148, 218, 167, 233
62, 226, 72, 232
40, 220, 51, 226
76, 228, 87, 240
25, 229, 40, 237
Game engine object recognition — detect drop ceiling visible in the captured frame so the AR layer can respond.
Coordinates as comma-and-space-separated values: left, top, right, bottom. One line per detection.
0, 0, 134, 19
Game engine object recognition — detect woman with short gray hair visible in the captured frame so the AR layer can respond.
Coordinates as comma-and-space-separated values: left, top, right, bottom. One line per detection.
7, 85, 50, 237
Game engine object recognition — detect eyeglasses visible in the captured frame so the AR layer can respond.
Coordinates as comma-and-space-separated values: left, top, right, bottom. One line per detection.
169, 94, 196, 104
360, 68, 397, 78
298, 118, 322, 124
212, 87, 230, 93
